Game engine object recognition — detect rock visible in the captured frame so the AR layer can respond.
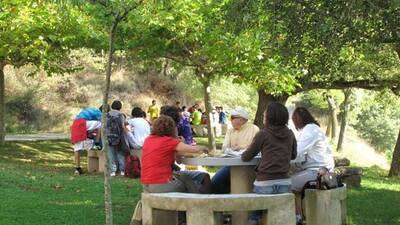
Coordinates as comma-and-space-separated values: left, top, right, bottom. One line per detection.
341, 175, 362, 188
334, 157, 351, 167
336, 167, 363, 176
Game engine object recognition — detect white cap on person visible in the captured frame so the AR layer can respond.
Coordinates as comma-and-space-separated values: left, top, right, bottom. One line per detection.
231, 107, 249, 120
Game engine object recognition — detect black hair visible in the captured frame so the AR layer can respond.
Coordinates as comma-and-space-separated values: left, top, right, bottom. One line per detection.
292, 107, 320, 128
265, 102, 289, 127
182, 106, 186, 111
160, 105, 181, 124
111, 100, 122, 110
131, 107, 144, 118
141, 111, 147, 118
99, 104, 110, 113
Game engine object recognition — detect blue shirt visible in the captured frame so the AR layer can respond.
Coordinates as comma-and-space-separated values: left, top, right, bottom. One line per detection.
76, 107, 102, 121
219, 111, 227, 124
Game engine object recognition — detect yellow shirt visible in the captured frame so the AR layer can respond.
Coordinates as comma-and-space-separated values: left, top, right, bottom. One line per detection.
222, 123, 260, 151
147, 105, 159, 119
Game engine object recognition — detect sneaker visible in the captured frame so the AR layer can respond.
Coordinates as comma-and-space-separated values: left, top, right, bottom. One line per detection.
92, 145, 102, 150
74, 167, 83, 175
110, 172, 116, 177
120, 171, 125, 176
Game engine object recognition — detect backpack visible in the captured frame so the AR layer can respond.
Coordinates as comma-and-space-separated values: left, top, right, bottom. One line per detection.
106, 112, 124, 146
125, 155, 141, 178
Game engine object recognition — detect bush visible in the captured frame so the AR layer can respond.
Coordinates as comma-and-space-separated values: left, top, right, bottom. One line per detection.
5, 90, 50, 133
352, 91, 400, 157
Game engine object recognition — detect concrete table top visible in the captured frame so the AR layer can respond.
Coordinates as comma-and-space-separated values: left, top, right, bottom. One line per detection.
180, 156, 260, 166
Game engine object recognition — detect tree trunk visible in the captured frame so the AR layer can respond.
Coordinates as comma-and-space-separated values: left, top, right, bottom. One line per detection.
101, 21, 119, 225
254, 89, 289, 128
326, 94, 338, 140
388, 45, 400, 177
337, 89, 352, 151
0, 62, 5, 145
200, 74, 216, 150
326, 118, 332, 138
389, 129, 400, 177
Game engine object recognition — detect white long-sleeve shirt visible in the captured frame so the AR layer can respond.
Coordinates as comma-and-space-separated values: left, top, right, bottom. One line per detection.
127, 118, 151, 148
293, 123, 334, 171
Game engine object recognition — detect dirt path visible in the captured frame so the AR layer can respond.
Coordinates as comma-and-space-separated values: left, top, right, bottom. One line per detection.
5, 133, 69, 142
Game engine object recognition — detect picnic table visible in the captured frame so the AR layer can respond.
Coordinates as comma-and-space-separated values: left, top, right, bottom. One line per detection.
180, 155, 260, 225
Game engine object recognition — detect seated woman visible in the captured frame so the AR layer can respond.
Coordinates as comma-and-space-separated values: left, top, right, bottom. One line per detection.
126, 107, 151, 152
141, 115, 211, 193
211, 107, 259, 194
242, 102, 297, 225
290, 107, 334, 225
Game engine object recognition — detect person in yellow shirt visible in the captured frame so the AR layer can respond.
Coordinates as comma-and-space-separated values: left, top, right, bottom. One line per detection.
211, 107, 260, 194
147, 100, 159, 122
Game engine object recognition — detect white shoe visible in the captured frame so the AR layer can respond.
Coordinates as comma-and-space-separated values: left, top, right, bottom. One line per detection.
120, 171, 125, 176
110, 172, 116, 177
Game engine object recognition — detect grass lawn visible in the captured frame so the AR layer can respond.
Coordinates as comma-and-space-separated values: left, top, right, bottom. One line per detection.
0, 140, 399, 225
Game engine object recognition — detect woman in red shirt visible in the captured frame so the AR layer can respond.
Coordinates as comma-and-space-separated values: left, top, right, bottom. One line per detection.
141, 115, 210, 193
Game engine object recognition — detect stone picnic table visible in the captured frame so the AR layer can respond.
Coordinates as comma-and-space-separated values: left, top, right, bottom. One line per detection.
180, 155, 260, 225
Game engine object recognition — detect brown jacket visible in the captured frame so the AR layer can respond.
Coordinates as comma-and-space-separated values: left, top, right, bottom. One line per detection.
241, 126, 297, 181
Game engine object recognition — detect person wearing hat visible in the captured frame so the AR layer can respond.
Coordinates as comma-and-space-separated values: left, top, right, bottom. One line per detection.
211, 107, 259, 194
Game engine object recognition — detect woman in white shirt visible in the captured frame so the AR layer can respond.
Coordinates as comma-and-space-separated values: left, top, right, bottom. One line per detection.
291, 107, 334, 225
127, 107, 151, 152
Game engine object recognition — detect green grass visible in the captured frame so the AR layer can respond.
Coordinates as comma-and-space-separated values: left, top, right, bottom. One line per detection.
0, 140, 399, 225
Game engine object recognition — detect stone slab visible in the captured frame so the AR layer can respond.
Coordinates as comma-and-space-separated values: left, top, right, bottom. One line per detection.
180, 156, 260, 166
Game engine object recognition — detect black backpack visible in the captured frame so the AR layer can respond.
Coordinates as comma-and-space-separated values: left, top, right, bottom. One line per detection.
106, 112, 124, 146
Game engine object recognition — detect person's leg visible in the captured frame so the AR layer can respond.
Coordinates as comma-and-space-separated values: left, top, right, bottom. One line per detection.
210, 166, 231, 194
291, 169, 319, 224
108, 146, 117, 175
199, 173, 211, 194
74, 151, 81, 168
116, 150, 126, 175
73, 150, 84, 175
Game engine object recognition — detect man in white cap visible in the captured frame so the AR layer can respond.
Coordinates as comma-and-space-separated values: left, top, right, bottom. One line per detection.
222, 107, 259, 152
211, 107, 259, 194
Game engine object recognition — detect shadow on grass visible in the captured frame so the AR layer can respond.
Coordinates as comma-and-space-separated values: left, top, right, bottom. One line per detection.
0, 140, 79, 172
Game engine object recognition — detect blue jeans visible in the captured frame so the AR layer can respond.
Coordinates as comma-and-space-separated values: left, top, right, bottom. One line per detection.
108, 145, 125, 173
249, 184, 291, 221
211, 166, 231, 194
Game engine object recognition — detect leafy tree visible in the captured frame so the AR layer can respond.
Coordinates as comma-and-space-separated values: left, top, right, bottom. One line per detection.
0, 0, 92, 144
223, 1, 400, 128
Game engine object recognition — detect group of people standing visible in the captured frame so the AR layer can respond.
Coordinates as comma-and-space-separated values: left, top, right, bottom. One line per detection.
71, 100, 151, 176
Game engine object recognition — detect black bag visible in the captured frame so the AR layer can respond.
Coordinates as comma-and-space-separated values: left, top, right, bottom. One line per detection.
316, 167, 343, 190
106, 112, 124, 146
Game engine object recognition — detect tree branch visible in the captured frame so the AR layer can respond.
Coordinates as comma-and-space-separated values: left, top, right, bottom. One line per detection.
298, 78, 400, 94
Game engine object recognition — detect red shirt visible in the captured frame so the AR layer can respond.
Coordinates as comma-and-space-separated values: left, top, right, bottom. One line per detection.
140, 135, 180, 184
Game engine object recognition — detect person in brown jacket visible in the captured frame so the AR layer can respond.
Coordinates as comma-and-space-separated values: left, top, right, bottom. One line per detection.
242, 102, 297, 225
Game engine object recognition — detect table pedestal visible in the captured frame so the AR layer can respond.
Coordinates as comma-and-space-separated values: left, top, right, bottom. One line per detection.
231, 166, 255, 225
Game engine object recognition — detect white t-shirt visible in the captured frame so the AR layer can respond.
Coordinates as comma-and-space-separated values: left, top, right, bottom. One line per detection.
293, 123, 334, 171
127, 118, 151, 147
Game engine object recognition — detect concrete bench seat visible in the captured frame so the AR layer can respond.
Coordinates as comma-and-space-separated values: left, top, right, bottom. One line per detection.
141, 192, 295, 225
304, 186, 347, 225
87, 150, 105, 173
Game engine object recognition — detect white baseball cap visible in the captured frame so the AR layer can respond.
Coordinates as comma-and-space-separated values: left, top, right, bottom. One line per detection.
231, 107, 249, 120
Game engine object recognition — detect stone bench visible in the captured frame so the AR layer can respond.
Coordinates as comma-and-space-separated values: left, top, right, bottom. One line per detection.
87, 150, 105, 173
141, 192, 295, 225
304, 186, 347, 225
